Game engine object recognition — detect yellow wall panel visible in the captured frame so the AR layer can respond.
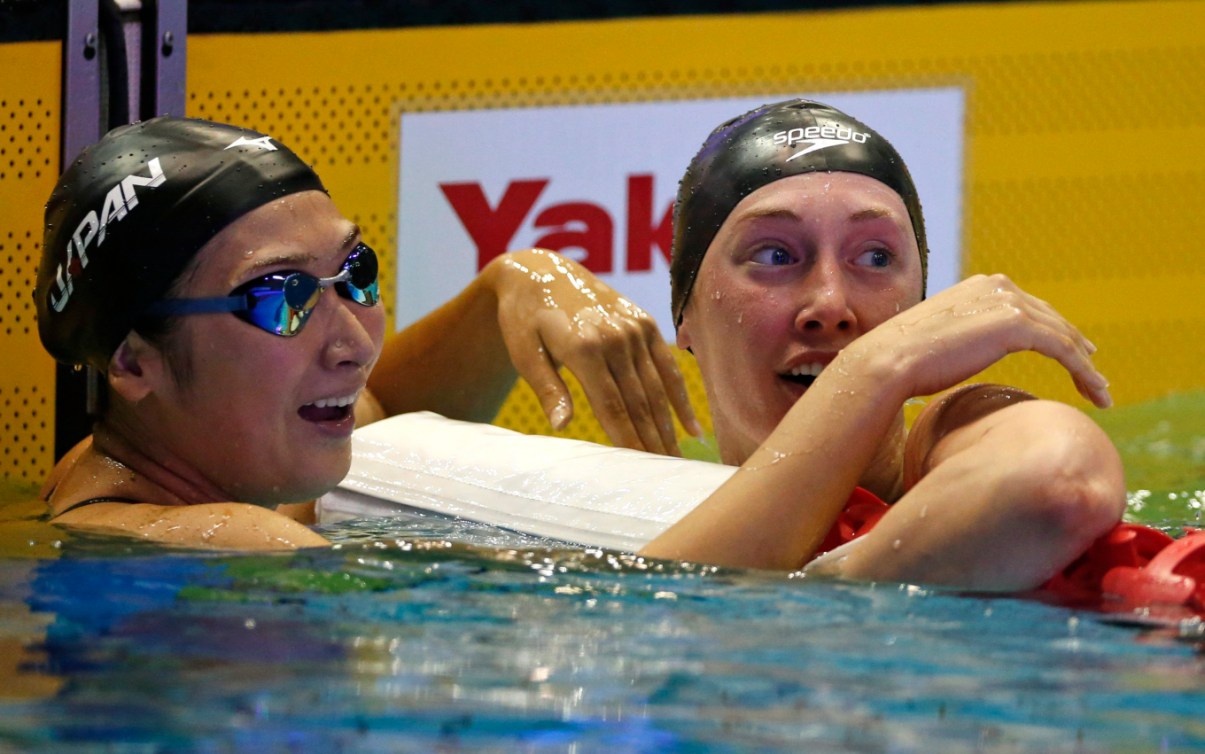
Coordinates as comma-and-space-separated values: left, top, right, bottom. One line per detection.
0, 41, 60, 483
4, 0, 1202, 483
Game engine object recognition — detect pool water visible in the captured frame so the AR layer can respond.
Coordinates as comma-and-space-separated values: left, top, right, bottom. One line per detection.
1, 392, 1202, 753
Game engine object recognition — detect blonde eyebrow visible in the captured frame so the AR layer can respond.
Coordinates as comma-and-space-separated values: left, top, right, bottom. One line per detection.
733, 207, 803, 225
735, 206, 896, 227
848, 207, 894, 222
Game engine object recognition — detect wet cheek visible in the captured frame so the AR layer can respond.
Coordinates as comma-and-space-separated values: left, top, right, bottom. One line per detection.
746, 306, 777, 332
867, 282, 920, 319
739, 289, 783, 329
369, 309, 387, 345
876, 285, 905, 316
893, 292, 923, 318
361, 313, 387, 370
709, 292, 750, 335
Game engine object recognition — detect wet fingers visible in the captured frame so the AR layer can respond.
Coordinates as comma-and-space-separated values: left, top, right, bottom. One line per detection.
650, 338, 704, 438
630, 347, 682, 456
600, 341, 675, 454
509, 329, 576, 430
580, 366, 650, 451
1025, 320, 1111, 408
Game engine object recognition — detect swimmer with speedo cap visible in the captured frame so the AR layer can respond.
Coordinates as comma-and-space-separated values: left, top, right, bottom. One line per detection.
637, 100, 1126, 589
36, 116, 700, 550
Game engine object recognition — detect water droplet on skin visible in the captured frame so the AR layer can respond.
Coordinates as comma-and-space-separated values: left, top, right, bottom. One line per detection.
919, 505, 928, 519
892, 539, 902, 551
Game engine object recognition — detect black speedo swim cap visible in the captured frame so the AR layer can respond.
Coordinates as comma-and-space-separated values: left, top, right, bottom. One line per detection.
670, 99, 928, 325
37, 116, 326, 370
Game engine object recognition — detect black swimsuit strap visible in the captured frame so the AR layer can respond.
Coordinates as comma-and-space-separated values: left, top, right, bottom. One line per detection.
54, 496, 139, 516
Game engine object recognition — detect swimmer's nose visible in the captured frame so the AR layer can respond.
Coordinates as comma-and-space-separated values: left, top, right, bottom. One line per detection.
318, 292, 381, 370
794, 258, 856, 334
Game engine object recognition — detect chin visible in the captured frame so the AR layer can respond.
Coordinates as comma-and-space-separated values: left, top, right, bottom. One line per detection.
252, 454, 351, 506
299, 458, 353, 502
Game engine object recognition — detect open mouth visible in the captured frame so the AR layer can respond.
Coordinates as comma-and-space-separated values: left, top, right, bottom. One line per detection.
781, 363, 825, 389
298, 393, 358, 423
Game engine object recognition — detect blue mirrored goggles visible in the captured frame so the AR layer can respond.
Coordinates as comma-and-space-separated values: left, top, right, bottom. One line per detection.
147, 242, 380, 337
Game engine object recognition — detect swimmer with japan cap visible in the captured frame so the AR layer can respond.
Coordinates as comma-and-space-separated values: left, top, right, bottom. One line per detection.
638, 100, 1126, 589
37, 117, 700, 549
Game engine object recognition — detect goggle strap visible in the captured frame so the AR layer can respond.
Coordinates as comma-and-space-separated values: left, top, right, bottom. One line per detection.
146, 296, 247, 317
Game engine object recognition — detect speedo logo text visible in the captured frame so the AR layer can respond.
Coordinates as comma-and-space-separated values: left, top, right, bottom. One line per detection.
772, 125, 871, 161
48, 157, 167, 313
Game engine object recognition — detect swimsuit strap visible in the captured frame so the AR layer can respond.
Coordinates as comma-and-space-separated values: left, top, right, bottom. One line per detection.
53, 496, 140, 516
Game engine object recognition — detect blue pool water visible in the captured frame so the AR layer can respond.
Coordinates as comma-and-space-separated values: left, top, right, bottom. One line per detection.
1, 393, 1202, 752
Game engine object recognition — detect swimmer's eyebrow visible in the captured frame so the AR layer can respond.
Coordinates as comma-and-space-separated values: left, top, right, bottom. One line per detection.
339, 224, 362, 250
244, 224, 362, 273
734, 206, 896, 226
733, 207, 803, 225
848, 207, 894, 222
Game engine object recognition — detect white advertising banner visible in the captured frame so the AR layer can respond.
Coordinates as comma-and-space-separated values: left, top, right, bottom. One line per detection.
397, 88, 965, 336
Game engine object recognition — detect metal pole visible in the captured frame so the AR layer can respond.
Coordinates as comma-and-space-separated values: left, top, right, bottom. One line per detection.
143, 0, 187, 118
52, 0, 188, 459
55, 0, 104, 459
62, 0, 102, 158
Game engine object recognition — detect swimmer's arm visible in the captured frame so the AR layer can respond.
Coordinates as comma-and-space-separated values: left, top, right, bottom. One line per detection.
367, 248, 700, 456
642, 275, 1113, 571
366, 256, 518, 425
51, 502, 330, 551
641, 352, 906, 569
813, 398, 1124, 589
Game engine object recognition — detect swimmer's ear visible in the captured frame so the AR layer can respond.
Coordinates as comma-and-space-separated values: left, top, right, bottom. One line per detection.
675, 311, 694, 351
107, 332, 165, 402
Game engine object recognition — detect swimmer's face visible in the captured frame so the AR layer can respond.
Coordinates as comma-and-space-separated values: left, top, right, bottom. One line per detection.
677, 172, 923, 465
142, 190, 386, 504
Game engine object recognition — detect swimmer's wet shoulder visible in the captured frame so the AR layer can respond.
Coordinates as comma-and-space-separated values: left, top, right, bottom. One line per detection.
52, 499, 328, 550
43, 439, 326, 550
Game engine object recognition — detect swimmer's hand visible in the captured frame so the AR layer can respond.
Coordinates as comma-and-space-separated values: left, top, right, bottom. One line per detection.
854, 274, 1111, 408
486, 248, 703, 456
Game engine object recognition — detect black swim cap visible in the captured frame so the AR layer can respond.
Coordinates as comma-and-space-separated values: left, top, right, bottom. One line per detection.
670, 99, 928, 325
37, 116, 326, 370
